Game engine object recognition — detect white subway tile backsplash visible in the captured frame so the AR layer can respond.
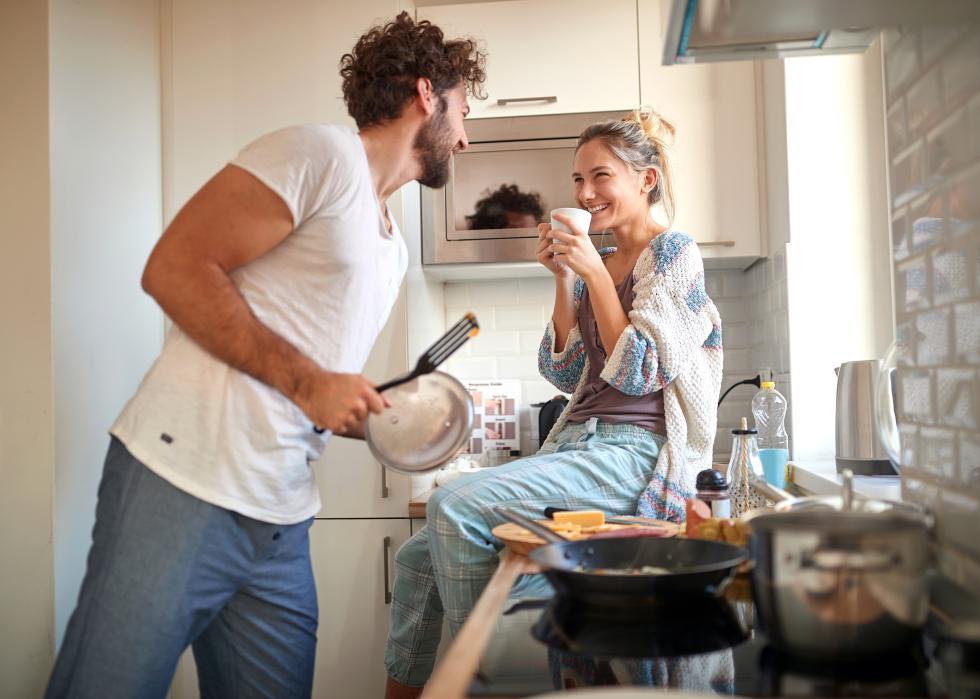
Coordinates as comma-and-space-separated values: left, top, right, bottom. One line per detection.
959, 430, 980, 492
468, 331, 521, 357
705, 274, 723, 298
916, 308, 952, 365
445, 356, 497, 378
920, 427, 958, 481
724, 348, 751, 374
933, 243, 972, 305
523, 379, 562, 405
497, 356, 542, 381
887, 24, 980, 587
447, 305, 496, 331
722, 322, 750, 349
900, 423, 921, 467
494, 304, 547, 331
463, 280, 521, 306
721, 271, 751, 297
954, 301, 980, 363
518, 278, 555, 300
519, 330, 544, 355
900, 370, 934, 423
937, 368, 979, 430
898, 256, 931, 313
714, 298, 749, 324
442, 260, 791, 468
443, 283, 471, 308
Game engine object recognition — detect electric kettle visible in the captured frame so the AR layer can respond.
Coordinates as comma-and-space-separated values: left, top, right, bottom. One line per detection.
835, 360, 896, 475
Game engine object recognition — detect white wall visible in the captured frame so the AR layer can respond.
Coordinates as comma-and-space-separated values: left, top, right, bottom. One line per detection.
0, 1, 55, 695
49, 0, 166, 645
782, 44, 893, 460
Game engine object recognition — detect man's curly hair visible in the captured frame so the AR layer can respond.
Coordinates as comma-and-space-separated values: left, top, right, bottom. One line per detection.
340, 12, 487, 129
466, 183, 546, 230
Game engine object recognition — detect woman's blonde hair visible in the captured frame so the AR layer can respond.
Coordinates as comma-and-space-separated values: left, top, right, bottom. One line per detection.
576, 106, 677, 226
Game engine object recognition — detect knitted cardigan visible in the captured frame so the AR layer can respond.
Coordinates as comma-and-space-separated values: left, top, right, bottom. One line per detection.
537, 231, 723, 521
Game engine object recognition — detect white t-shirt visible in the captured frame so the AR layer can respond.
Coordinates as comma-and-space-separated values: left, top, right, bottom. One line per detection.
112, 124, 408, 524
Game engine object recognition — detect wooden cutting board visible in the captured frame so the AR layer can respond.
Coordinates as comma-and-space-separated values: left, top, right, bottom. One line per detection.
492, 517, 681, 556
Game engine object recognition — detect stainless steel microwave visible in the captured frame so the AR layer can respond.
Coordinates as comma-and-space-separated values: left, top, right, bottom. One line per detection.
422, 110, 623, 266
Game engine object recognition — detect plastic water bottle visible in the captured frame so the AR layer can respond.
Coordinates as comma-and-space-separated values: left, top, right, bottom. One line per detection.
751, 381, 789, 488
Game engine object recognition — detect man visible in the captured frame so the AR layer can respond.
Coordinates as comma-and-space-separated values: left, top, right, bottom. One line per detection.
46, 13, 485, 699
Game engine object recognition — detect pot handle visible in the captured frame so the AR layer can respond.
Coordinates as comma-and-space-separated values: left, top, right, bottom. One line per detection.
494, 506, 567, 544
801, 549, 900, 573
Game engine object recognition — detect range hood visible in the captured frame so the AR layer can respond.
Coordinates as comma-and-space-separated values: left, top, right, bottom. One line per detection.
663, 0, 980, 65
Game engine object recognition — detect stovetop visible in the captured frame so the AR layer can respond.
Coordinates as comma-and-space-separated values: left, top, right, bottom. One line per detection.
470, 583, 980, 698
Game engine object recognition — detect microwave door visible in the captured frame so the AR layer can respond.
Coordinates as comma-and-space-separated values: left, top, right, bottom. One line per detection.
447, 139, 578, 242
423, 138, 605, 265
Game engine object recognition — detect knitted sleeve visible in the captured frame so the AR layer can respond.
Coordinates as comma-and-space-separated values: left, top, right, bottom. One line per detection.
538, 277, 587, 393
599, 232, 722, 395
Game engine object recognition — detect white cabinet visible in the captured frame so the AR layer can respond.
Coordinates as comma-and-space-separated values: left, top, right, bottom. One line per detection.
637, 0, 765, 265
310, 518, 412, 699
314, 288, 411, 518
418, 0, 640, 119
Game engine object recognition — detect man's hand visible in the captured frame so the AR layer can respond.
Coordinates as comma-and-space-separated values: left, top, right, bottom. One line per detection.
297, 372, 387, 436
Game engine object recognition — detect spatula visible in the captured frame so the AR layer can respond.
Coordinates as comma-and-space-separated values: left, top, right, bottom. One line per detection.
375, 312, 479, 393
314, 313, 479, 434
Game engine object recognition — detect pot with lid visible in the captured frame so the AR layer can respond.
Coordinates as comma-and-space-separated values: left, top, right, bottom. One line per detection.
745, 472, 933, 658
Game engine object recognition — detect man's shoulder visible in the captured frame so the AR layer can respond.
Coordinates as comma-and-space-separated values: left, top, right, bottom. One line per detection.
240, 123, 360, 162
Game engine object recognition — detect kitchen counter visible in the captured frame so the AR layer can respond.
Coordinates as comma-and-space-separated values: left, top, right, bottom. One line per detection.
789, 459, 902, 501
409, 488, 436, 519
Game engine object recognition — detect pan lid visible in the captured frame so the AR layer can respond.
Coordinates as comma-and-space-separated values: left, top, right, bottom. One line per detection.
366, 371, 474, 474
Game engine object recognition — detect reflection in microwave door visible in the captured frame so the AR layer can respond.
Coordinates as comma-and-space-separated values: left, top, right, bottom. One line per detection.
464, 183, 547, 231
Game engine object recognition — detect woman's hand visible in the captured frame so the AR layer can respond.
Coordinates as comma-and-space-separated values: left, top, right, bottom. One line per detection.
548, 213, 606, 283
535, 222, 574, 280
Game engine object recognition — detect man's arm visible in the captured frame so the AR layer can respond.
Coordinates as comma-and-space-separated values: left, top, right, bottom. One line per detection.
142, 164, 384, 435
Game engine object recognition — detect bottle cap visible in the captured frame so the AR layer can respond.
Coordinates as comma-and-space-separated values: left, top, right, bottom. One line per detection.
761, 381, 776, 390
696, 469, 728, 491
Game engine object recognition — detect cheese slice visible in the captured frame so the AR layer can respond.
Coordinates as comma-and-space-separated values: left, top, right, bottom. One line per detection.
552, 510, 605, 527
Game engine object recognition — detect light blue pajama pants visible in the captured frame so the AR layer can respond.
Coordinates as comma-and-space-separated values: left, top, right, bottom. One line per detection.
384, 419, 666, 687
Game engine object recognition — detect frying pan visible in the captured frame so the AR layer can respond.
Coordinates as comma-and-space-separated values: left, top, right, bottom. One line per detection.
495, 507, 746, 603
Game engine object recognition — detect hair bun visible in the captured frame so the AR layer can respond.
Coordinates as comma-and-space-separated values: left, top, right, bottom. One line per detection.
625, 106, 676, 150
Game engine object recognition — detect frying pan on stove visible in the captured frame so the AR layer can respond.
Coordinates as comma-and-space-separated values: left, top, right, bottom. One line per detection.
495, 507, 746, 603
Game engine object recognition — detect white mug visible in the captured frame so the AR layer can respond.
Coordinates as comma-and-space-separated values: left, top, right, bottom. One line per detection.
549, 207, 592, 268
550, 207, 592, 235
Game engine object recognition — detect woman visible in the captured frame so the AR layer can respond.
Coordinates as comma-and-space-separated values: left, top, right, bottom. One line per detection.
384, 107, 723, 698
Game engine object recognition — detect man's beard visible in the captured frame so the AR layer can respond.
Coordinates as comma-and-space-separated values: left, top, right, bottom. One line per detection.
414, 100, 454, 189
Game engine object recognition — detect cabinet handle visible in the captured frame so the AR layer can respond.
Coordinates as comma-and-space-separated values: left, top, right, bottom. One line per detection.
695, 240, 736, 247
380, 464, 389, 499
496, 96, 558, 105
383, 536, 393, 605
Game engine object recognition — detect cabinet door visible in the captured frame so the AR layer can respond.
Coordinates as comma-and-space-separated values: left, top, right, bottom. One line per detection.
310, 518, 412, 699
314, 289, 410, 518
637, 0, 763, 262
419, 0, 640, 119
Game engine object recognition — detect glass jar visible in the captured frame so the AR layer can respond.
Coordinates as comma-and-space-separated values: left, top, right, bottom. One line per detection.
728, 417, 768, 518
696, 469, 731, 519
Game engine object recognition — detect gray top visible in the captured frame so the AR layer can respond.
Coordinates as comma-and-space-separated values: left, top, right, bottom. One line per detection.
564, 268, 666, 435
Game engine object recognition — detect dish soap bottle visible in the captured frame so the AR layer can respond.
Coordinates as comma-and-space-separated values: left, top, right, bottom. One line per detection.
728, 417, 768, 517
751, 379, 789, 489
